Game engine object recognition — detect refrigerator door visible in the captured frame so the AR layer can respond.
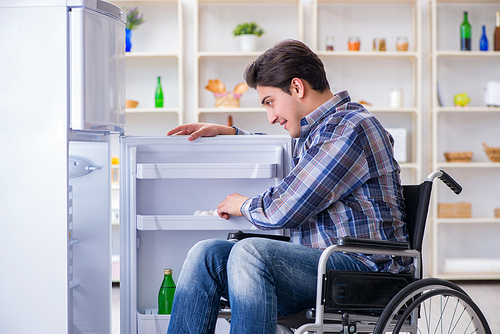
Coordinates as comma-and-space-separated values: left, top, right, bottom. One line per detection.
120, 135, 292, 334
69, 135, 112, 334
69, 1, 126, 132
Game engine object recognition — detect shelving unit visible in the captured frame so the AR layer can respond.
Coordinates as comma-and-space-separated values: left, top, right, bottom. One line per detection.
429, 0, 500, 280
194, 0, 304, 123
311, 0, 423, 184
112, 0, 184, 125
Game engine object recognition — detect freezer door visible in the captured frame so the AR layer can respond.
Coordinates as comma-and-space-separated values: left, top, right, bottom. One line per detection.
69, 3, 126, 132
120, 135, 293, 334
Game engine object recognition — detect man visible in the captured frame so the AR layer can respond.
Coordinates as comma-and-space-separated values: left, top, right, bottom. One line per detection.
166, 39, 411, 334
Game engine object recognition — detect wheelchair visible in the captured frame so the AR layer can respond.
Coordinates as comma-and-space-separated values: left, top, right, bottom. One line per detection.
224, 170, 492, 334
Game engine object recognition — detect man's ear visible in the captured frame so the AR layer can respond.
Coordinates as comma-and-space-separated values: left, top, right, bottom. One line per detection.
290, 78, 305, 98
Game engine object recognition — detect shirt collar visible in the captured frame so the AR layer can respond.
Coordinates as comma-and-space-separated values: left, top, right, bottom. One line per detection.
299, 90, 351, 137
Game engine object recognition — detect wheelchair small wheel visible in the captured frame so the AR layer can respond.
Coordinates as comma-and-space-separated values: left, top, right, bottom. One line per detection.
374, 280, 491, 334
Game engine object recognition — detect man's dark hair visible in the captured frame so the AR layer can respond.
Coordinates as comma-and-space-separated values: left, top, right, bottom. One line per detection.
243, 39, 330, 95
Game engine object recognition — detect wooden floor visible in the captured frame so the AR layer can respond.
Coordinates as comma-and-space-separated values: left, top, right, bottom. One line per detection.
112, 281, 500, 334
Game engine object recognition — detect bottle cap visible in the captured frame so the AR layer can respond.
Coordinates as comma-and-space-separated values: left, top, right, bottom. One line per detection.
164, 269, 172, 275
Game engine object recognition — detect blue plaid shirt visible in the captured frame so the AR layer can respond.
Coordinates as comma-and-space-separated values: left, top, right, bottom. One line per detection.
237, 91, 411, 273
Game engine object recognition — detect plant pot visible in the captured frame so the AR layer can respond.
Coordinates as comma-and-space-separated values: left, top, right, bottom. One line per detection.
238, 34, 258, 52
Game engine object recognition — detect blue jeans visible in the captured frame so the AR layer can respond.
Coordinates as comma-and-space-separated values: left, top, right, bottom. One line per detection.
166, 238, 371, 334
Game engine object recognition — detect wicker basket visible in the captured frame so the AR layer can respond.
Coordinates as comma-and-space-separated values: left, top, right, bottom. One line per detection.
495, 208, 500, 218
483, 143, 500, 162
443, 151, 473, 163
215, 94, 240, 108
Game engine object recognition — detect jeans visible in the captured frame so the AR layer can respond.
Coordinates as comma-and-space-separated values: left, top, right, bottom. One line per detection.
166, 238, 371, 334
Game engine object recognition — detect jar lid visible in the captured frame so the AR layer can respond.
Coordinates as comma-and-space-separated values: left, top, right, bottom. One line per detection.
164, 269, 172, 275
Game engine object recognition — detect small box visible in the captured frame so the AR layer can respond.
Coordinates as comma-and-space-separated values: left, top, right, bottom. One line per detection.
495, 208, 500, 218
438, 202, 471, 218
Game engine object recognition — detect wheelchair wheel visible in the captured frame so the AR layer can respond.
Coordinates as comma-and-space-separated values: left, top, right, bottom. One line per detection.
374, 278, 491, 334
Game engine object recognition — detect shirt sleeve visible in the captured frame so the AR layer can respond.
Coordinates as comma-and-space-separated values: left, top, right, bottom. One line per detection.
241, 124, 371, 230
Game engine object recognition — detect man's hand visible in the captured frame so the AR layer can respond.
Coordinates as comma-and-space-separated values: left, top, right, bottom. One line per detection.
217, 193, 249, 220
167, 123, 236, 141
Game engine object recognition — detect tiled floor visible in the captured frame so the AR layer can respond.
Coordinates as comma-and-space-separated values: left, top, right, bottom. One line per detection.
112, 281, 500, 334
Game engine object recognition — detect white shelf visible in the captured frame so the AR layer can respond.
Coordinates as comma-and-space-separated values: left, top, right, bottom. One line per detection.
136, 162, 277, 179
435, 107, 500, 113
436, 162, 500, 168
126, 107, 180, 114
317, 51, 419, 58
126, 52, 180, 58
197, 51, 263, 58
197, 107, 266, 114
435, 51, 500, 57
136, 214, 255, 230
436, 217, 500, 224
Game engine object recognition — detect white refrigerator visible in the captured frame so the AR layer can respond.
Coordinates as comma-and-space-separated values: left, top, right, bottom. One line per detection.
0, 1, 125, 333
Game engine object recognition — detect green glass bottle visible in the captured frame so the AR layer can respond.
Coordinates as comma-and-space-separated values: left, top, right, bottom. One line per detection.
158, 269, 176, 315
155, 76, 164, 108
460, 11, 471, 51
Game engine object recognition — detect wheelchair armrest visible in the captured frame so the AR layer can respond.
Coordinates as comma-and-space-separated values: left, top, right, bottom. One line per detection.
227, 230, 290, 242
336, 236, 409, 251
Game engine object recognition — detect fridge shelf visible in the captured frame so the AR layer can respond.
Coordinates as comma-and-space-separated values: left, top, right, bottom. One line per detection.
137, 214, 255, 231
136, 162, 277, 179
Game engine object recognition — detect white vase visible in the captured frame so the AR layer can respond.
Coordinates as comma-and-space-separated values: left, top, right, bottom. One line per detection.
238, 34, 258, 52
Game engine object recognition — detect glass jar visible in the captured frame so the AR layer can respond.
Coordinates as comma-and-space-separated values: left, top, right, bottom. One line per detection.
396, 36, 409, 51
373, 38, 386, 51
348, 36, 360, 51
325, 36, 334, 51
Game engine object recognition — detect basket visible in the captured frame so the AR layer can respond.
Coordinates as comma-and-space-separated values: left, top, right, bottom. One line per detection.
126, 100, 139, 108
443, 151, 473, 163
483, 143, 500, 162
215, 94, 240, 108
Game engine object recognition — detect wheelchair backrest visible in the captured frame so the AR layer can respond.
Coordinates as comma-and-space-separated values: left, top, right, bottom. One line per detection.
402, 181, 433, 252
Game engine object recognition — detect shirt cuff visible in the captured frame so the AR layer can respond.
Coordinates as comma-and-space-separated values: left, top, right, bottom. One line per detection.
240, 198, 252, 220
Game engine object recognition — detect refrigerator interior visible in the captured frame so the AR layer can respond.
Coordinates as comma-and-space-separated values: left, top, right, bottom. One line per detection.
120, 135, 292, 334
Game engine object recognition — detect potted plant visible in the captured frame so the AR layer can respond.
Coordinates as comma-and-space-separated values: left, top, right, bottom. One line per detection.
124, 7, 144, 52
233, 22, 265, 52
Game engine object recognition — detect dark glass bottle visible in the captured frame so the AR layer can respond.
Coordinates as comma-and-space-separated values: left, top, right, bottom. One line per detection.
460, 11, 471, 51
155, 76, 164, 108
480, 25, 488, 51
495, 12, 500, 51
158, 269, 176, 315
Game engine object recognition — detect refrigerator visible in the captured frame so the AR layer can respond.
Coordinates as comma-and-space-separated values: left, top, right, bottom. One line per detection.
119, 135, 293, 334
0, 1, 293, 333
0, 1, 125, 333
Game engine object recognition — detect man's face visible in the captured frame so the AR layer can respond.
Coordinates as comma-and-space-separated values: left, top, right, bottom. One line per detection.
256, 85, 305, 138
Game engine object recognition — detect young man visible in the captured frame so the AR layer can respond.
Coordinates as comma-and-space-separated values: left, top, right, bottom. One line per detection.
166, 39, 411, 334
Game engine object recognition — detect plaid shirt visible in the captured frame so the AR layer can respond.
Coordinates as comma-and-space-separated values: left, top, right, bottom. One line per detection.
237, 91, 411, 273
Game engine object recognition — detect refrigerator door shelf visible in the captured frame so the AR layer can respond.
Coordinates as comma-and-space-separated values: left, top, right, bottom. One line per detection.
137, 310, 170, 334
137, 162, 277, 179
137, 214, 257, 231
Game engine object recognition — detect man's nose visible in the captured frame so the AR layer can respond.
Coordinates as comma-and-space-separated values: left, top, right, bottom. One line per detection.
267, 110, 278, 125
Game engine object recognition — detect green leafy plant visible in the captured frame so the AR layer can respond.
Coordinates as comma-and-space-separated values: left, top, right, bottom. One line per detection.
233, 22, 265, 37
124, 7, 144, 30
